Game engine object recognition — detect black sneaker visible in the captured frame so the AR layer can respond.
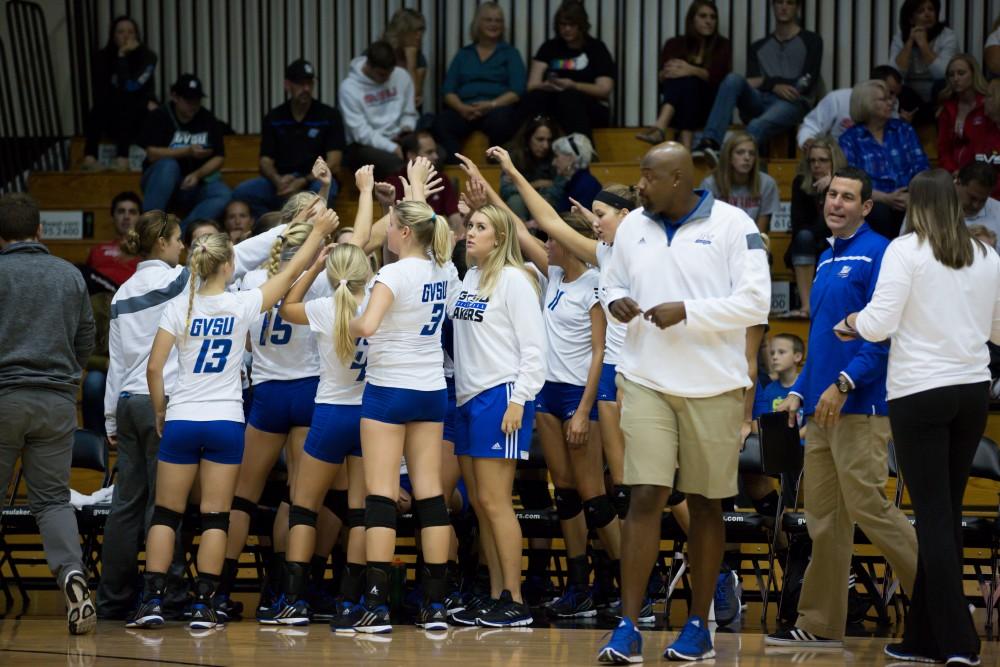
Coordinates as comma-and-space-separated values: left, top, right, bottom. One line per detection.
213, 593, 243, 622
416, 602, 449, 631
883, 642, 945, 663
335, 600, 392, 634
189, 600, 220, 630
63, 570, 96, 635
637, 598, 655, 624
476, 591, 533, 628
692, 139, 720, 166
274, 595, 311, 626
451, 595, 498, 626
308, 587, 339, 622
765, 627, 843, 648
548, 584, 597, 618
521, 574, 558, 607
126, 595, 164, 629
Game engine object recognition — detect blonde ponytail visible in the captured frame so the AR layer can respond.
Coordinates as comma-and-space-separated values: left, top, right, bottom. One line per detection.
265, 220, 314, 278
431, 215, 451, 266
392, 201, 451, 266
184, 232, 234, 338
325, 244, 374, 363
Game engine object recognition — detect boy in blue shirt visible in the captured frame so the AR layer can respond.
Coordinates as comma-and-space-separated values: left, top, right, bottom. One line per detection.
754, 333, 806, 439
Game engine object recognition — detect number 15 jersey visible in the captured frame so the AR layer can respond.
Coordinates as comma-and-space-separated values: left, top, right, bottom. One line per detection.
158, 288, 264, 422
365, 257, 458, 391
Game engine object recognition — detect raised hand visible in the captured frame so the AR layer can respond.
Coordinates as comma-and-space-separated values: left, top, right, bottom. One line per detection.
373, 181, 397, 209
355, 165, 375, 193
485, 145, 515, 174
311, 157, 332, 185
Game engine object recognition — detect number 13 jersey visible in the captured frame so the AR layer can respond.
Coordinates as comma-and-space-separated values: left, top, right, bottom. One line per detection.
158, 288, 264, 422
365, 257, 458, 391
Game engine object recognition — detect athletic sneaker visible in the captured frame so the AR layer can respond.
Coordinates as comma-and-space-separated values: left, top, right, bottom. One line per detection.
416, 602, 449, 631
945, 655, 981, 666
336, 601, 392, 634
274, 595, 311, 626
189, 601, 220, 630
664, 616, 714, 661
63, 570, 96, 635
213, 593, 243, 622
256, 586, 279, 623
476, 590, 533, 628
443, 589, 465, 616
636, 598, 656, 624
713, 567, 742, 627
126, 595, 164, 629
691, 139, 719, 166
548, 584, 597, 618
521, 574, 558, 607
307, 587, 339, 622
646, 570, 668, 603
765, 627, 843, 648
883, 642, 945, 663
598, 617, 644, 664
451, 595, 498, 626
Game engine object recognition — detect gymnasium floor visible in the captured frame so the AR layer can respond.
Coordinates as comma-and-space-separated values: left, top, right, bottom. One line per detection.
2, 596, 998, 666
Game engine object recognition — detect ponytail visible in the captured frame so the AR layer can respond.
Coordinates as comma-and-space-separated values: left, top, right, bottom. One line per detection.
393, 201, 450, 266
184, 232, 234, 338
325, 244, 374, 364
124, 210, 180, 257
431, 215, 451, 266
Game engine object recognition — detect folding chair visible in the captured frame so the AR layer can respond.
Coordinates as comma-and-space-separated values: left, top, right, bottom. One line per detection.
965, 437, 1000, 632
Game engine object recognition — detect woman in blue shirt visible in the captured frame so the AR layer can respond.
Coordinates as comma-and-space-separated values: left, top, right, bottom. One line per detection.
433, 2, 526, 163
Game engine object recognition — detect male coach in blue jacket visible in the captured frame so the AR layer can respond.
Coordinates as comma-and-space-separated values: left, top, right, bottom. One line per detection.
766, 167, 917, 648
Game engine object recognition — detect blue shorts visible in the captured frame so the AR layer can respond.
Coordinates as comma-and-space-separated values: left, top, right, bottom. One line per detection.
361, 384, 448, 424
535, 381, 599, 422
443, 377, 457, 444
401, 474, 470, 514
248, 377, 319, 434
455, 383, 534, 461
597, 363, 618, 403
159, 420, 245, 465
303, 403, 362, 464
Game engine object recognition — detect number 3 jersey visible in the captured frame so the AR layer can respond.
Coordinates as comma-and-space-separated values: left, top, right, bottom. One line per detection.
365, 257, 459, 391
158, 288, 264, 422
240, 268, 330, 384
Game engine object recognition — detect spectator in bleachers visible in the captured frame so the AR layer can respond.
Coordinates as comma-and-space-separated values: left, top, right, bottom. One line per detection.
937, 54, 990, 174
693, 0, 822, 161
986, 16, 1000, 79
519, 1, 615, 138
699, 131, 779, 233
839, 79, 929, 239
968, 224, 997, 249
787, 136, 846, 317
223, 199, 253, 243
0, 193, 96, 635
182, 218, 222, 250
957, 161, 1000, 245
500, 115, 562, 220
339, 41, 417, 179
86, 191, 142, 287
386, 131, 462, 232
433, 2, 525, 164
138, 74, 230, 228
550, 133, 601, 213
82, 16, 157, 172
843, 169, 996, 666
231, 60, 345, 218
636, 1, 732, 148
890, 0, 958, 122
383, 8, 428, 108
797, 66, 904, 151
764, 167, 916, 650
752, 334, 805, 441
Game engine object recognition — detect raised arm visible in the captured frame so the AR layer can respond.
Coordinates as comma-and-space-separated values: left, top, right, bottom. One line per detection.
258, 205, 338, 311
279, 245, 331, 325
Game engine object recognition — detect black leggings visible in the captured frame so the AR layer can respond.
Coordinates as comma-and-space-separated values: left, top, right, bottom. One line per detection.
888, 381, 988, 658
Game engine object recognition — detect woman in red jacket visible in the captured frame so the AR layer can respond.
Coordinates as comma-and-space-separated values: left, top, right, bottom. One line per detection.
636, 0, 731, 148
937, 54, 991, 174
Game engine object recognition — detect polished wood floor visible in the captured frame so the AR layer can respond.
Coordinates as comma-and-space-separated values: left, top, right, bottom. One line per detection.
2, 602, 998, 666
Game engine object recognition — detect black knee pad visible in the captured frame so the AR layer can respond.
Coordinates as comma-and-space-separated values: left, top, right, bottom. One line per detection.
365, 495, 397, 530
324, 489, 349, 522
150, 505, 183, 531
667, 490, 686, 507
584, 495, 616, 530
200, 511, 230, 532
518, 478, 553, 510
612, 484, 631, 519
289, 504, 318, 529
347, 508, 366, 529
414, 495, 450, 529
231, 495, 257, 516
554, 487, 583, 521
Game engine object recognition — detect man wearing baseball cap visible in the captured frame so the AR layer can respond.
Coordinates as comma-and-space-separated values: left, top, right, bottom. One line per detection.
232, 59, 346, 217
138, 73, 230, 227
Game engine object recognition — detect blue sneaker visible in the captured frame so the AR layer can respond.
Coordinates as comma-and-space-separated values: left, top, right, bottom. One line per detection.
712, 567, 741, 627
665, 616, 714, 661
274, 595, 311, 626
597, 617, 643, 664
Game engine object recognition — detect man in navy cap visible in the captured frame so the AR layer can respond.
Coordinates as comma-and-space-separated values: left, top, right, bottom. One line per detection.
232, 59, 346, 217
138, 73, 230, 227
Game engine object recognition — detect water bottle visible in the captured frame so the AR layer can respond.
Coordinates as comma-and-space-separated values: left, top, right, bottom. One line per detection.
796, 73, 812, 93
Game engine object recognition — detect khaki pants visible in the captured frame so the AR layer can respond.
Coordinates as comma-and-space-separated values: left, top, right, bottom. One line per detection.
796, 414, 917, 639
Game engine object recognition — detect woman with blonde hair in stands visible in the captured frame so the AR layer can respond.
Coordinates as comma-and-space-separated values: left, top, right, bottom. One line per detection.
130, 204, 335, 631
937, 54, 991, 174
700, 130, 780, 233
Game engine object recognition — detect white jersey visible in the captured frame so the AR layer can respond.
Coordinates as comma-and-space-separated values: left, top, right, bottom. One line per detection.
242, 269, 329, 384
449, 266, 547, 407
365, 257, 458, 391
305, 296, 369, 405
594, 243, 625, 366
158, 288, 264, 422
542, 266, 600, 385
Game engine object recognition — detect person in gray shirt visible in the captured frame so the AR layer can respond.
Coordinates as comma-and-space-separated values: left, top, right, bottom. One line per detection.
694, 0, 822, 163
0, 193, 97, 635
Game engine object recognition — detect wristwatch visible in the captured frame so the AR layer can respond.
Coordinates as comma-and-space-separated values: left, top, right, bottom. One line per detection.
836, 373, 852, 394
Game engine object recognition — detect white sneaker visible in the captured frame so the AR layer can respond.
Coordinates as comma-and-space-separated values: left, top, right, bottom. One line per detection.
64, 570, 96, 635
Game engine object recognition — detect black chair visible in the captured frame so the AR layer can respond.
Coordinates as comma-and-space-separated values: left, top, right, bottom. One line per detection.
966, 437, 1000, 631
72, 429, 111, 580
